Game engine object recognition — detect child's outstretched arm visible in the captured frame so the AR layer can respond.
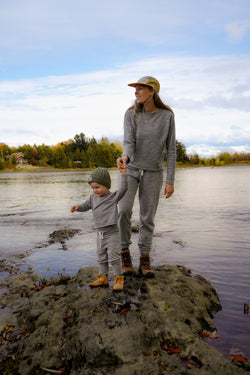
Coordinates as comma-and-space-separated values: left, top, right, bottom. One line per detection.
70, 205, 78, 213
116, 165, 128, 201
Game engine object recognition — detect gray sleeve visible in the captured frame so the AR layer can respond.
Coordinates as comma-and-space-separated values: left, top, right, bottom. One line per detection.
116, 173, 128, 201
123, 109, 136, 161
77, 196, 91, 212
165, 114, 176, 185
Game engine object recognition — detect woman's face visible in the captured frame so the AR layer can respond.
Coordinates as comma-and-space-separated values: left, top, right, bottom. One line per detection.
135, 85, 154, 105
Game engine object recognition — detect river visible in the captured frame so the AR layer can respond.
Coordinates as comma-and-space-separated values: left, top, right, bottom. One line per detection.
0, 165, 249, 358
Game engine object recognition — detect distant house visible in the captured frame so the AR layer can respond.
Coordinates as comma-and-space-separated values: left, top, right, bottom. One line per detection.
5, 152, 28, 164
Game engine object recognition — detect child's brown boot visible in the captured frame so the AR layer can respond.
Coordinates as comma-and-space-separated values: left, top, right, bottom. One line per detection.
113, 275, 124, 291
120, 249, 134, 275
89, 274, 109, 288
139, 254, 155, 278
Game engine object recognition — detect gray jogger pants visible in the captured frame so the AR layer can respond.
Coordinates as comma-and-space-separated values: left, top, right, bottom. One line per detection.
118, 168, 163, 254
96, 225, 122, 275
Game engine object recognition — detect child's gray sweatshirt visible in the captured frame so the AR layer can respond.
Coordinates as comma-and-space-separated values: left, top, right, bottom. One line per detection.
77, 173, 128, 230
123, 108, 176, 184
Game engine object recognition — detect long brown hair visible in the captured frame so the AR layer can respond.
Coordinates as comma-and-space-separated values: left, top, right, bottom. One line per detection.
128, 90, 174, 115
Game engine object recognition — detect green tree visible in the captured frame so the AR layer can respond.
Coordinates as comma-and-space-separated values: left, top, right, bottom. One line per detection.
88, 137, 97, 147
90, 143, 114, 167
218, 152, 233, 164
0, 143, 11, 158
190, 154, 200, 165
10, 154, 17, 167
176, 140, 189, 163
72, 133, 88, 152
37, 144, 54, 165
80, 150, 88, 168
53, 146, 69, 168
71, 149, 88, 168
109, 142, 123, 165
0, 159, 5, 170
86, 145, 95, 168
18, 144, 34, 161
73, 148, 82, 161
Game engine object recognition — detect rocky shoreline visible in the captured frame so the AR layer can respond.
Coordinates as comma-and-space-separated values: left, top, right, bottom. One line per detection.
0, 262, 249, 375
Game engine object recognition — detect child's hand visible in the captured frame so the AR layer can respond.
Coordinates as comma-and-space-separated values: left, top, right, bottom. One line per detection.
117, 163, 127, 173
118, 165, 127, 174
117, 155, 128, 169
70, 205, 78, 213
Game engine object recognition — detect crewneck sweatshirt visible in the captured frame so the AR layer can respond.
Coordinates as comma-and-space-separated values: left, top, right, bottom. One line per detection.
77, 173, 128, 230
123, 108, 176, 184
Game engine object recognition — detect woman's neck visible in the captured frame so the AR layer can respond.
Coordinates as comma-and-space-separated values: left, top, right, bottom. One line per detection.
143, 97, 158, 113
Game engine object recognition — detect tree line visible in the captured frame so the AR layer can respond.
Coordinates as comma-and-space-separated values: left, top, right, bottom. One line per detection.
0, 134, 249, 171
176, 140, 250, 166
0, 134, 123, 170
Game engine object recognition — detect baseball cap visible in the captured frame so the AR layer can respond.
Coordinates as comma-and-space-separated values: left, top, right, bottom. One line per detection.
128, 76, 160, 93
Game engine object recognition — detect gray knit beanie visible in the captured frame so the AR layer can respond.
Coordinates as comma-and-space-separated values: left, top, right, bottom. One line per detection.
88, 167, 111, 189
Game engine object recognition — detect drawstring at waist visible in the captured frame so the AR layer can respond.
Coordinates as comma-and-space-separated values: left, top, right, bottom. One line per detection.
98, 232, 104, 247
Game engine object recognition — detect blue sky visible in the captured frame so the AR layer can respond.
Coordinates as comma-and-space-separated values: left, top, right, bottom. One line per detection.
1, 0, 250, 157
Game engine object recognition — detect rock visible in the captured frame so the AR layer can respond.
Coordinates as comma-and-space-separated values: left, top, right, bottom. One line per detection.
48, 229, 81, 250
0, 264, 248, 374
48, 229, 81, 245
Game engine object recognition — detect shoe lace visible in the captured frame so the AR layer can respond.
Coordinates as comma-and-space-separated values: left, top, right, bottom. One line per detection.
122, 251, 132, 267
140, 256, 153, 270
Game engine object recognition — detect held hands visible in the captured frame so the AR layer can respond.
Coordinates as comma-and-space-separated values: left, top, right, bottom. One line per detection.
164, 184, 174, 199
117, 155, 128, 168
117, 155, 128, 174
119, 164, 127, 174
70, 205, 78, 213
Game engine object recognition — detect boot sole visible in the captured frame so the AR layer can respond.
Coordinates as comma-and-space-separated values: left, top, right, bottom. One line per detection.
122, 270, 134, 276
138, 268, 155, 279
89, 284, 109, 288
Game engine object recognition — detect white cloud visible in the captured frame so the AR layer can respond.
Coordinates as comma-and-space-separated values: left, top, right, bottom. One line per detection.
186, 144, 249, 158
0, 55, 250, 156
225, 18, 250, 43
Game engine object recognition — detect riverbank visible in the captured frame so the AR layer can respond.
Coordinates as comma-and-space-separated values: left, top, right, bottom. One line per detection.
0, 262, 249, 375
0, 164, 83, 173
1, 161, 250, 174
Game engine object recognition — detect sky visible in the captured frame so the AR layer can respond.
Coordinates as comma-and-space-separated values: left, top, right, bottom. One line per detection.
0, 0, 250, 157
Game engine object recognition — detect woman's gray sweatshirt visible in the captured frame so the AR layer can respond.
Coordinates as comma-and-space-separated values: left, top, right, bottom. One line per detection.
77, 173, 128, 230
123, 108, 176, 184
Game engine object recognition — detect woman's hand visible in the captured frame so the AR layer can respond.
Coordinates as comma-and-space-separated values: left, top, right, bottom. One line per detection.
70, 205, 78, 213
164, 184, 174, 199
117, 155, 128, 169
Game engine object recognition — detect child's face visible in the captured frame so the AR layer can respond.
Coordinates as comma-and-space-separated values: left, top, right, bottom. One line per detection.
90, 182, 109, 197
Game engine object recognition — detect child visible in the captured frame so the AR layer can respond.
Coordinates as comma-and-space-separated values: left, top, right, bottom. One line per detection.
71, 166, 127, 291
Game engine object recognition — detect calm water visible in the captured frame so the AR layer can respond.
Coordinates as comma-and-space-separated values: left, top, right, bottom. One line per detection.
0, 166, 249, 358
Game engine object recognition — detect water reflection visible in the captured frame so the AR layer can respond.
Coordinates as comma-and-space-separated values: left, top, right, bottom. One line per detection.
0, 166, 250, 358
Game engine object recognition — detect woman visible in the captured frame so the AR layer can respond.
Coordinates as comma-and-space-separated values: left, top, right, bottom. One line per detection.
117, 76, 176, 278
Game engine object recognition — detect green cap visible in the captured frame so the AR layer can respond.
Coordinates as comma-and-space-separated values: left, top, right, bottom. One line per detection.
128, 76, 160, 93
88, 167, 111, 189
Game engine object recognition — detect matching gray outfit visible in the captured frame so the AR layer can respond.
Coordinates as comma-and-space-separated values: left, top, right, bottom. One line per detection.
118, 108, 176, 254
77, 173, 128, 275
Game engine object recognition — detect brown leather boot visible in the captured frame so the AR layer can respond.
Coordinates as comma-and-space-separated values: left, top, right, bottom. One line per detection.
89, 274, 109, 288
120, 249, 134, 276
139, 254, 155, 278
113, 275, 124, 291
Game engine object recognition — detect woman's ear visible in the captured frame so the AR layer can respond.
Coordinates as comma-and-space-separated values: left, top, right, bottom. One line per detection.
149, 87, 155, 96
